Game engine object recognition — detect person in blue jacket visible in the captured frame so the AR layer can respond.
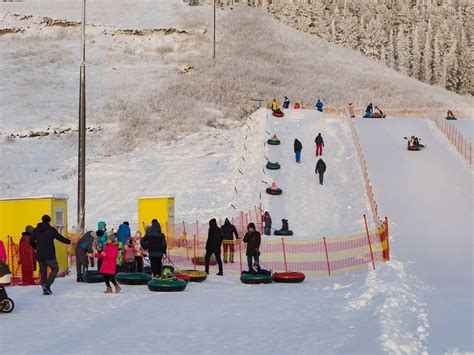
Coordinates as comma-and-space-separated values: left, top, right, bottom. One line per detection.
315, 99, 324, 112
96, 221, 107, 269
363, 103, 373, 118
117, 222, 131, 245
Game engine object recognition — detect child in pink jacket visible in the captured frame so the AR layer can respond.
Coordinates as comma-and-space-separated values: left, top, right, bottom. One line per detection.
91, 233, 121, 294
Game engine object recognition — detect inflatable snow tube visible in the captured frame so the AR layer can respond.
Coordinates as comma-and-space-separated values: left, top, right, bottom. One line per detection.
274, 229, 294, 236
273, 272, 305, 283
267, 139, 281, 146
266, 162, 281, 170
173, 271, 191, 283
272, 111, 284, 118
144, 265, 175, 275
83, 270, 104, 283
179, 270, 208, 283
371, 113, 385, 118
116, 272, 152, 285
266, 188, 282, 196
192, 256, 216, 266
407, 145, 426, 151
240, 273, 273, 284
147, 278, 187, 292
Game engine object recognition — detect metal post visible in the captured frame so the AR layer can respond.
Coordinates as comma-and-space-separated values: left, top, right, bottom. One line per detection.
77, 0, 86, 232
213, 0, 216, 60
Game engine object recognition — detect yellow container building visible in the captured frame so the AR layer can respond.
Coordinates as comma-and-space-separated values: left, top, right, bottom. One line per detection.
0, 194, 69, 273
138, 196, 175, 241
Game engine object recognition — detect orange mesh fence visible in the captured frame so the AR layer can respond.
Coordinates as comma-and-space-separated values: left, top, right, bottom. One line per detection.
165, 219, 389, 276
428, 109, 472, 165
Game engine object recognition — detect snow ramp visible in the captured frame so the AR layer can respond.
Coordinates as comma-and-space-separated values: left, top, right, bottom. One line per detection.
357, 118, 473, 352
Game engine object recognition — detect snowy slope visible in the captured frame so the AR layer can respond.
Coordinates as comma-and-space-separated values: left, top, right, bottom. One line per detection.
261, 109, 372, 238
356, 118, 473, 353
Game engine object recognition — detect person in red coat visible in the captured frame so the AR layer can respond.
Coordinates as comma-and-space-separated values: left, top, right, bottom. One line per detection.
19, 226, 36, 285
90, 234, 121, 294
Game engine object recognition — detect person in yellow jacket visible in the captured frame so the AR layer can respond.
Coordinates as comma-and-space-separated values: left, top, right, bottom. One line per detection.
271, 99, 279, 112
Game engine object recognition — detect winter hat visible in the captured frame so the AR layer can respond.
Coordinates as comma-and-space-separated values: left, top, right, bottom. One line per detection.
107, 233, 117, 243
42, 215, 52, 223
98, 221, 106, 230
123, 221, 129, 226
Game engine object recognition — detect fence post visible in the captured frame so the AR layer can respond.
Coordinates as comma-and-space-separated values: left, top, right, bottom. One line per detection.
239, 238, 243, 274
323, 237, 330, 276
281, 237, 288, 272
196, 220, 199, 238
385, 216, 390, 261
364, 215, 376, 270
193, 234, 197, 271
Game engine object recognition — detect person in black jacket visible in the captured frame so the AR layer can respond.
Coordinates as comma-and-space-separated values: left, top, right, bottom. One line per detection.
315, 133, 324, 156
243, 223, 261, 272
221, 218, 239, 264
315, 158, 327, 185
75, 231, 96, 282
263, 211, 272, 236
30, 215, 71, 295
205, 219, 224, 275
141, 219, 167, 278
294, 138, 303, 163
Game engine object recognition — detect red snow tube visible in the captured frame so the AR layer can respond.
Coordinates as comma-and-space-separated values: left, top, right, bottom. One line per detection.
173, 272, 191, 283
371, 113, 384, 118
293, 103, 300, 109
273, 272, 305, 283
272, 110, 284, 117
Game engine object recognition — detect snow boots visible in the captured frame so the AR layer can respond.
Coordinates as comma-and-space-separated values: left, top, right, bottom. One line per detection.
114, 284, 121, 294
104, 287, 113, 294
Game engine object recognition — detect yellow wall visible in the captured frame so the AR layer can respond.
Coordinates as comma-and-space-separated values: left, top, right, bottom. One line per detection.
138, 197, 175, 239
0, 197, 69, 271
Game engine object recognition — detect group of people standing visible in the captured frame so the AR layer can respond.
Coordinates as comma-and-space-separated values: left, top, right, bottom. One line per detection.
272, 97, 324, 112
292, 133, 327, 185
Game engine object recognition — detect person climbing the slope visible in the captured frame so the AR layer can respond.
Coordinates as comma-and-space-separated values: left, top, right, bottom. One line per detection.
283, 96, 290, 109
315, 133, 324, 157
263, 211, 272, 236
221, 218, 239, 264
315, 99, 324, 112
363, 103, 373, 118
294, 138, 303, 163
315, 158, 327, 185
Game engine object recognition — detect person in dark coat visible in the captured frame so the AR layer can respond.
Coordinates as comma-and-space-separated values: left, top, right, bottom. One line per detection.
364, 103, 373, 118
75, 231, 96, 282
263, 211, 272, 236
315, 158, 327, 185
243, 223, 261, 272
141, 219, 167, 278
221, 218, 239, 264
294, 138, 303, 163
283, 96, 290, 109
30, 215, 71, 295
205, 219, 224, 275
19, 225, 36, 285
315, 133, 324, 157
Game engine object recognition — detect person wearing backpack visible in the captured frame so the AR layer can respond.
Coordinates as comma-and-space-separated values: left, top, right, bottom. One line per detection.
141, 219, 167, 279
123, 238, 136, 272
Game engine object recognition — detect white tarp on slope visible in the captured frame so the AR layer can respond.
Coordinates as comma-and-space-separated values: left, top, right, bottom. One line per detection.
357, 118, 473, 353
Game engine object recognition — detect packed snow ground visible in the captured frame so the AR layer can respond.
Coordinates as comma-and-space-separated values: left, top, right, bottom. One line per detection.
261, 109, 372, 238
357, 118, 473, 353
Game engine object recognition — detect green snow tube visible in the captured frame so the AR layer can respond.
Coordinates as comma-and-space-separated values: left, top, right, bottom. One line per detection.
274, 229, 294, 236
116, 272, 152, 285
266, 162, 281, 170
240, 273, 273, 284
147, 278, 187, 292
267, 139, 281, 145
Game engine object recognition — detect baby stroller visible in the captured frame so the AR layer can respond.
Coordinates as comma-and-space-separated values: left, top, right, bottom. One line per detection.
0, 259, 14, 313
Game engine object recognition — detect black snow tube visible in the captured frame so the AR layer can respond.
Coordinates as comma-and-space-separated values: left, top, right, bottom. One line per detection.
266, 188, 282, 195
147, 278, 187, 292
272, 110, 284, 118
240, 273, 273, 284
273, 272, 305, 283
267, 139, 281, 145
83, 270, 104, 283
266, 162, 281, 170
274, 229, 294, 236
179, 270, 208, 283
116, 272, 152, 285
